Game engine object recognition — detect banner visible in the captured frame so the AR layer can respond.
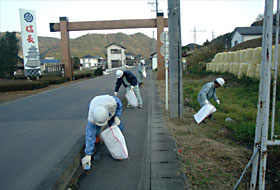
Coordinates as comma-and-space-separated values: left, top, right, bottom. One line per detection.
19, 9, 41, 77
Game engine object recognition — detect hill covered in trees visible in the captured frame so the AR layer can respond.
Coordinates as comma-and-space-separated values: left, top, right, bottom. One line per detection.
0, 32, 156, 60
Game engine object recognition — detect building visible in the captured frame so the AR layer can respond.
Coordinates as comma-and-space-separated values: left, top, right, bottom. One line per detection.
105, 43, 126, 69
150, 52, 157, 70
125, 53, 136, 60
40, 59, 62, 73
231, 26, 280, 47
80, 55, 104, 70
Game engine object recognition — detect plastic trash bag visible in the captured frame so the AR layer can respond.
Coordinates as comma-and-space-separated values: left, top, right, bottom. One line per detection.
125, 89, 138, 107
194, 104, 216, 124
100, 125, 128, 160
142, 69, 146, 78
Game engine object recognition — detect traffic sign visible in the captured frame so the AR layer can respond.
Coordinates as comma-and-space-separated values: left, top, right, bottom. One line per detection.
160, 31, 169, 44
160, 44, 169, 57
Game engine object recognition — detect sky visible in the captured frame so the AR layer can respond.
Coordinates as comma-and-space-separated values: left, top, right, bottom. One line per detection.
0, 0, 269, 46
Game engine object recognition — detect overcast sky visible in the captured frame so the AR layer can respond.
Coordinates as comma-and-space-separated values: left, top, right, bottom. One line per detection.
0, 0, 269, 46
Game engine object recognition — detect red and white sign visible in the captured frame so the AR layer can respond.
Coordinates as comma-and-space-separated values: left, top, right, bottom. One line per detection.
19, 9, 40, 72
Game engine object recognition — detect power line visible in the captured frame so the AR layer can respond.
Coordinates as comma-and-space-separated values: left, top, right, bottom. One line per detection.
190, 26, 206, 44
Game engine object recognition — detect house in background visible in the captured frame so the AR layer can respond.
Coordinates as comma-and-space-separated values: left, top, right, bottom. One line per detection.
125, 52, 137, 66
150, 52, 157, 70
125, 53, 135, 60
40, 58, 62, 73
231, 26, 280, 47
105, 43, 126, 69
80, 55, 104, 70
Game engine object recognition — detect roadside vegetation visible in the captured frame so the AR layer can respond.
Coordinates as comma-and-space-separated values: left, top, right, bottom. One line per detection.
158, 71, 280, 190
160, 21, 280, 188
0, 69, 103, 92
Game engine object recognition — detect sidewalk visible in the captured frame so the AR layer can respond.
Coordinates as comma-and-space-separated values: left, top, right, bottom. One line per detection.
147, 71, 186, 189
52, 69, 186, 190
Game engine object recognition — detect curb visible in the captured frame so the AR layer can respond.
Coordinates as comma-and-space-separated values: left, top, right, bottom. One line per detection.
36, 136, 84, 190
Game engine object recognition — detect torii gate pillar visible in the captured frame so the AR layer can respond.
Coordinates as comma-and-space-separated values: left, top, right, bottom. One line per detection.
156, 13, 165, 80
59, 17, 73, 80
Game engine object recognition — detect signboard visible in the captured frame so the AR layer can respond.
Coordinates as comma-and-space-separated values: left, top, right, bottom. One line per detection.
19, 9, 41, 77
160, 44, 169, 57
160, 31, 169, 59
160, 31, 169, 44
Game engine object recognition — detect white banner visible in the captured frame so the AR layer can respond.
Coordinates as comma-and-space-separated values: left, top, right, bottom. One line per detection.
19, 9, 40, 76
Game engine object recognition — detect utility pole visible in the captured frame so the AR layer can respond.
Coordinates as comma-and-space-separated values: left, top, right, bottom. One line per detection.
148, 0, 159, 17
168, 0, 183, 118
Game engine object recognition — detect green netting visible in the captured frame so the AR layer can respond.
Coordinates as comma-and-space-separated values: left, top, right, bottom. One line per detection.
219, 53, 225, 63
220, 63, 226, 73
245, 48, 254, 64
210, 63, 216, 72
215, 53, 222, 63
240, 50, 246, 63
252, 47, 262, 65
247, 64, 257, 79
234, 50, 241, 63
232, 63, 241, 76
216, 62, 221, 72
256, 64, 261, 79
238, 63, 249, 79
206, 62, 211, 71
224, 63, 230, 73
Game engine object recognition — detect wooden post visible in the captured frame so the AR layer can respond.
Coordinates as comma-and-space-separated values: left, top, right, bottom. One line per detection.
59, 17, 72, 80
157, 13, 165, 80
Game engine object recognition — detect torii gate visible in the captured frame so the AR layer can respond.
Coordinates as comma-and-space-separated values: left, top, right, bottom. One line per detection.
50, 13, 168, 80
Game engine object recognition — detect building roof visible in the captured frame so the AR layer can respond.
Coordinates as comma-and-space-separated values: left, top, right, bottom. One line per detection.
125, 53, 135, 56
105, 43, 126, 49
40, 59, 61, 64
234, 26, 280, 35
81, 55, 102, 59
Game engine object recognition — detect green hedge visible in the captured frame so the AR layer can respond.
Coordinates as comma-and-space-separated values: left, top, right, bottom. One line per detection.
0, 69, 103, 92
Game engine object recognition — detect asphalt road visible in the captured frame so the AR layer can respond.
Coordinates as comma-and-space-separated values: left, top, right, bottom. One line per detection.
78, 72, 150, 190
0, 69, 137, 190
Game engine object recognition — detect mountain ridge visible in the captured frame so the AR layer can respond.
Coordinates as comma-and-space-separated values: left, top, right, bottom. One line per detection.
0, 32, 156, 60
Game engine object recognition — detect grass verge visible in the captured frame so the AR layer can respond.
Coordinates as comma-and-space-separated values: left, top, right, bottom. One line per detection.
157, 73, 280, 189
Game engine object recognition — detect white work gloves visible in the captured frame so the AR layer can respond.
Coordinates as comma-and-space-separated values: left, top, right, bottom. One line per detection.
205, 100, 209, 104
131, 86, 134, 90
216, 100, 220, 105
114, 92, 118, 96
81, 155, 92, 168
114, 116, 121, 126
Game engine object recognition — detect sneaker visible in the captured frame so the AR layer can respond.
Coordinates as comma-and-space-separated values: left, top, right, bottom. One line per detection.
126, 105, 133, 108
138, 104, 143, 109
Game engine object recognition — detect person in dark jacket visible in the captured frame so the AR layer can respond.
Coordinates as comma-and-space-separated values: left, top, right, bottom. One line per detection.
114, 70, 143, 108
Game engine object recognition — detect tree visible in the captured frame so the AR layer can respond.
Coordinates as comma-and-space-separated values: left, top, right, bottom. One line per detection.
0, 32, 19, 78
73, 56, 80, 70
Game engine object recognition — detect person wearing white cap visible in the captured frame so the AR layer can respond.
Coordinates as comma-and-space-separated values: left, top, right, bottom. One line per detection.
197, 78, 225, 119
114, 70, 143, 109
81, 94, 123, 170
137, 60, 145, 87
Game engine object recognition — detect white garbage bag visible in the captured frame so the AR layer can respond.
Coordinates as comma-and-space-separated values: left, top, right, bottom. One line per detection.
194, 104, 216, 124
142, 69, 147, 78
125, 89, 138, 107
100, 125, 129, 160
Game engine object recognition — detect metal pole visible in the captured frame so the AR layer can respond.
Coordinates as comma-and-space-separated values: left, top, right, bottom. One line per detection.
258, 1, 273, 189
234, 146, 260, 190
165, 33, 169, 110
168, 0, 183, 118
250, 1, 273, 189
271, 0, 279, 141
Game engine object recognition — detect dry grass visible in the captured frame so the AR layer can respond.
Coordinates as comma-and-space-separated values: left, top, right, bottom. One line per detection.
157, 80, 251, 190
